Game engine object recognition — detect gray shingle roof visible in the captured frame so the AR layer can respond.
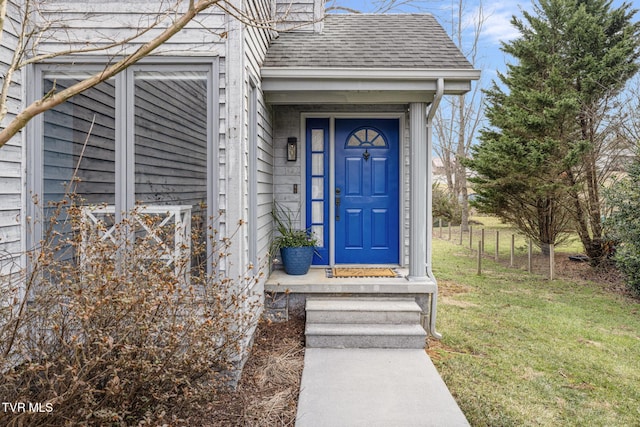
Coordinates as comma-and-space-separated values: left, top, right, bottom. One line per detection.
263, 14, 474, 69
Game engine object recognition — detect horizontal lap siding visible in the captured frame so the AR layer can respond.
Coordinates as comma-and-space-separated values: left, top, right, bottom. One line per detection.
40, 2, 227, 57
34, 0, 228, 224
256, 115, 274, 260
134, 78, 207, 207
245, 0, 276, 273
275, 0, 317, 31
1, 1, 24, 273
43, 81, 117, 205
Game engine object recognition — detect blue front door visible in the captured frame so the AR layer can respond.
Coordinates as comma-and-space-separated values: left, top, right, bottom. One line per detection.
335, 119, 399, 264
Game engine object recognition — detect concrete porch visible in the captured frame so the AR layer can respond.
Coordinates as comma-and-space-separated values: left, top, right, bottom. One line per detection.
264, 267, 440, 338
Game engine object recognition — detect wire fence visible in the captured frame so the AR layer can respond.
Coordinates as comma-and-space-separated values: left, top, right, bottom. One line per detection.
433, 219, 570, 280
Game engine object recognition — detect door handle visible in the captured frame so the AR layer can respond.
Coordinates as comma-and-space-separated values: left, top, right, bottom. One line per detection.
335, 188, 341, 221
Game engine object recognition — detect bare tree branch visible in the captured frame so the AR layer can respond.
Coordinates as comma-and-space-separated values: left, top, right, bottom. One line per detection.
0, 0, 7, 48
0, 0, 230, 148
326, 0, 427, 14
433, 0, 486, 230
0, 0, 30, 125
18, 3, 171, 68
325, 6, 361, 14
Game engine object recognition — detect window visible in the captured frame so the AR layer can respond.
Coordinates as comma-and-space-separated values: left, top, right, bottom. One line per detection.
305, 118, 329, 264
29, 61, 217, 265
345, 127, 388, 148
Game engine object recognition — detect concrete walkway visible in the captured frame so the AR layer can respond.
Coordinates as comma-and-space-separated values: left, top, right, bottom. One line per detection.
295, 348, 469, 427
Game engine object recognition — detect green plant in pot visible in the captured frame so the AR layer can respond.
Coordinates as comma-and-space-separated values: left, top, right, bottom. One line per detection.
271, 203, 317, 275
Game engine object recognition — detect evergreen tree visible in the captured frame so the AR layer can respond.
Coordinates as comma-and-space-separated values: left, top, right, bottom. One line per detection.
605, 152, 640, 295
467, 0, 640, 261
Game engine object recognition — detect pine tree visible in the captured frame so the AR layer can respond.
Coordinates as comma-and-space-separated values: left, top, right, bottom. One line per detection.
467, 0, 640, 261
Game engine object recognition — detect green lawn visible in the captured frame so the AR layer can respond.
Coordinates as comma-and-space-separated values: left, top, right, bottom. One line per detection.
430, 237, 640, 426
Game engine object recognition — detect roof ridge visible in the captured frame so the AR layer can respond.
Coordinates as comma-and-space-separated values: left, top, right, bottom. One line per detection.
325, 13, 435, 17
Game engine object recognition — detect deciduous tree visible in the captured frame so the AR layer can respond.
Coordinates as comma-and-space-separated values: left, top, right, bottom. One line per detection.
433, 0, 485, 231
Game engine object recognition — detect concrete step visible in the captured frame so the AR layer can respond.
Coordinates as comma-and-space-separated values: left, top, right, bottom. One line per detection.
306, 297, 422, 325
305, 323, 427, 349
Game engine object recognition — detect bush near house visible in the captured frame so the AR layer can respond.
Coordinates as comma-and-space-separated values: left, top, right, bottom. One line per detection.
0, 197, 260, 426
433, 184, 463, 226
605, 156, 640, 296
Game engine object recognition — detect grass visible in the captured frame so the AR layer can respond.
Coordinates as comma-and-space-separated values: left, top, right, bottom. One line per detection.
435, 216, 585, 277
430, 230, 640, 426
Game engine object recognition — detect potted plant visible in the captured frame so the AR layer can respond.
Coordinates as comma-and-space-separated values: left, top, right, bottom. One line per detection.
271, 203, 317, 275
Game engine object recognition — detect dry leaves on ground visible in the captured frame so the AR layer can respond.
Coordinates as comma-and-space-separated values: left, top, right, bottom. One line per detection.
199, 317, 305, 426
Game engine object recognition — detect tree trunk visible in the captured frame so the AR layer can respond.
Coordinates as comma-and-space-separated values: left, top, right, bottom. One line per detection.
456, 94, 470, 232
579, 112, 606, 264
540, 243, 551, 257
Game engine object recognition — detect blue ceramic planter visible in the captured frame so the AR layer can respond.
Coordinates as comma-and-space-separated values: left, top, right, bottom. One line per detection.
280, 246, 314, 275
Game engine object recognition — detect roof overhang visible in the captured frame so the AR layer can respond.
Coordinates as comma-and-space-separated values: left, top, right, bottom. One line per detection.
261, 67, 481, 104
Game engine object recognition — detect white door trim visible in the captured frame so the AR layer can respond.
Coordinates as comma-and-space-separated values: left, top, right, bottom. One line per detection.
300, 112, 406, 267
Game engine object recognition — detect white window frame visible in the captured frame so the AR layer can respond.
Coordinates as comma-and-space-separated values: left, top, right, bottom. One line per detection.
25, 57, 220, 262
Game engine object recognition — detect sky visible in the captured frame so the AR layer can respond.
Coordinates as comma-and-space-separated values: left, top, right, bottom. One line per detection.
329, 0, 640, 85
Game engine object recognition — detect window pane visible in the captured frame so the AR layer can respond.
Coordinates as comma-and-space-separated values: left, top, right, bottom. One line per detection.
312, 225, 324, 248
311, 177, 324, 199
311, 153, 324, 175
43, 75, 116, 261
43, 76, 116, 206
312, 129, 324, 151
134, 71, 208, 208
312, 201, 323, 223
133, 71, 209, 272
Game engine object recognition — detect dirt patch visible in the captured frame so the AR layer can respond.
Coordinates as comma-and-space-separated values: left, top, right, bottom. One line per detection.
426, 338, 458, 362
438, 279, 473, 297
551, 255, 624, 286
425, 338, 485, 361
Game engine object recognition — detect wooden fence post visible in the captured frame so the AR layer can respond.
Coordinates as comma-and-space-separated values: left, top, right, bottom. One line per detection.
495, 230, 500, 261
528, 239, 533, 273
549, 244, 555, 280
459, 224, 463, 245
481, 228, 485, 256
469, 225, 473, 249
477, 241, 482, 275
510, 234, 515, 267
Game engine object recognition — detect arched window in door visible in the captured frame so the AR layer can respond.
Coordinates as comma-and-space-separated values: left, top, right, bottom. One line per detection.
345, 127, 388, 148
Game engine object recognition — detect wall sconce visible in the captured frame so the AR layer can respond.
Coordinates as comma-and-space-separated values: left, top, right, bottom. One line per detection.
287, 137, 297, 161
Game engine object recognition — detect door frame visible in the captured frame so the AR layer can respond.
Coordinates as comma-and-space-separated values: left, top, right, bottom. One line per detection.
301, 112, 405, 267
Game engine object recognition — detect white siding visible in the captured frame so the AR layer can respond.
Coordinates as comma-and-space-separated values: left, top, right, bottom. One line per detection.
245, 0, 276, 287
275, 0, 323, 32
0, 0, 24, 274
38, 1, 227, 56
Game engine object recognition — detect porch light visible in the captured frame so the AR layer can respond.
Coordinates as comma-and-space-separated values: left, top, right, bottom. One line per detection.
287, 137, 297, 161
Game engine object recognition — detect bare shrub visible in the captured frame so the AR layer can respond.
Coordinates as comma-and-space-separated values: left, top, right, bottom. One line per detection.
0, 196, 262, 426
